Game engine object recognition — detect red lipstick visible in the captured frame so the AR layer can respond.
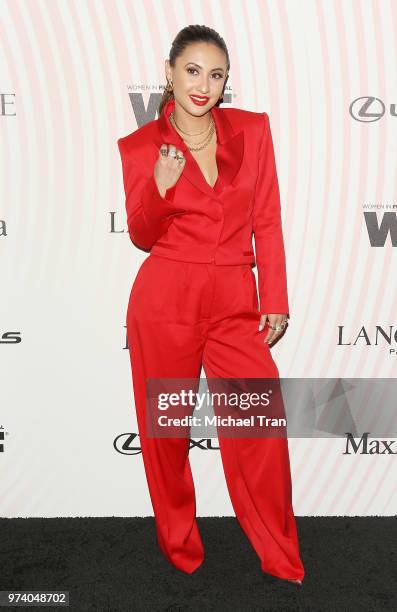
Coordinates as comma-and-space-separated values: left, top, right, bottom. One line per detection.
189, 94, 210, 106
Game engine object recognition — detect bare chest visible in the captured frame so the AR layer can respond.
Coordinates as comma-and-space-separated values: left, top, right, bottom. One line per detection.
189, 138, 218, 189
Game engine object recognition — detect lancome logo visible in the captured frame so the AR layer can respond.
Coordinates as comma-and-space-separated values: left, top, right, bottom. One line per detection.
337, 326, 397, 354
344, 433, 396, 454
109, 211, 126, 235
349, 96, 397, 122
114, 433, 220, 454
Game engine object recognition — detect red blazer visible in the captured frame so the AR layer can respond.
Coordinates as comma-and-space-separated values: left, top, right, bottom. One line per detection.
117, 98, 289, 316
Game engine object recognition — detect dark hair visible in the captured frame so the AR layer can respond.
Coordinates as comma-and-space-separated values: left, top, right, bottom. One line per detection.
158, 25, 230, 116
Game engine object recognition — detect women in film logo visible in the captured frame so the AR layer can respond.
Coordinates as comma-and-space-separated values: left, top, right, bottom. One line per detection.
363, 210, 397, 247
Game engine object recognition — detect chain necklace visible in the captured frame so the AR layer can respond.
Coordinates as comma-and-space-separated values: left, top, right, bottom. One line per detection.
170, 112, 215, 151
170, 112, 212, 136
169, 111, 216, 152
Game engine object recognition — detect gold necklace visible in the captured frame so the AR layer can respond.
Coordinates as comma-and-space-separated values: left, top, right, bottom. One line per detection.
186, 127, 215, 152
170, 112, 216, 152
169, 112, 213, 145
170, 111, 212, 136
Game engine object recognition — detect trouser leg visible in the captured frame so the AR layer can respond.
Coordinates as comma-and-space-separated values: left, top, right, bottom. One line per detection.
202, 264, 305, 581
126, 255, 209, 574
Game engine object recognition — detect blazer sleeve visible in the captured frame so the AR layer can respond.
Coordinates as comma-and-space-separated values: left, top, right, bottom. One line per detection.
117, 137, 183, 250
252, 113, 290, 317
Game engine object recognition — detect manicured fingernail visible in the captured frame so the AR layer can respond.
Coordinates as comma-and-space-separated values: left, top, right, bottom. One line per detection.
258, 324, 264, 331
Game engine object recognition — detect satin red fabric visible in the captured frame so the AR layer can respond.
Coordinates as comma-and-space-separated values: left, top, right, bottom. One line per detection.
118, 98, 289, 316
117, 101, 304, 580
125, 254, 304, 579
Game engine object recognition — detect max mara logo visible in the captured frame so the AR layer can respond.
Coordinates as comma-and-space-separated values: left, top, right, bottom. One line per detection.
343, 432, 396, 454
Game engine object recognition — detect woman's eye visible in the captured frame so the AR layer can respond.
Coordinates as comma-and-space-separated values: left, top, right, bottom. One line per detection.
186, 68, 223, 79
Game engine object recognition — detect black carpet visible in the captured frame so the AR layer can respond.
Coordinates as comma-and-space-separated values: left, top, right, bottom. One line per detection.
1, 517, 396, 611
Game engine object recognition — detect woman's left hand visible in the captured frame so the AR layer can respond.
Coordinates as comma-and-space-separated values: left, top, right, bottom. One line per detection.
258, 313, 288, 344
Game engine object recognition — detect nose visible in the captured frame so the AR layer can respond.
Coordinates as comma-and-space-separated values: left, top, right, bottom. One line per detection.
198, 77, 210, 94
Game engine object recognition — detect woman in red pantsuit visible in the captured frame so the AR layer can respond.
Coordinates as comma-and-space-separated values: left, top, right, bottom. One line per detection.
117, 25, 305, 584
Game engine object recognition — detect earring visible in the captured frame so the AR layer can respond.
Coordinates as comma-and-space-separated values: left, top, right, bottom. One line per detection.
166, 79, 173, 92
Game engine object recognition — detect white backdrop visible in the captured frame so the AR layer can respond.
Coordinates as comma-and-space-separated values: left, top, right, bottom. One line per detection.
1, 0, 396, 517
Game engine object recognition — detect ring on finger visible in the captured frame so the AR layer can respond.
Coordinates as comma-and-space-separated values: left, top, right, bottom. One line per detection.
268, 321, 288, 332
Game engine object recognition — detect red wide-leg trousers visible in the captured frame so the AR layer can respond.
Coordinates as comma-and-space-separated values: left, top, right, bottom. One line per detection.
126, 253, 304, 581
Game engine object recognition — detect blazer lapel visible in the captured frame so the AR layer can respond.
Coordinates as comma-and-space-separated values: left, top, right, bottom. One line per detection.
155, 98, 244, 198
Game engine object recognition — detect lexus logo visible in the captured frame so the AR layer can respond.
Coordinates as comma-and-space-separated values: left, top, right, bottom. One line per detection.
349, 96, 397, 122
114, 433, 220, 454
114, 433, 142, 455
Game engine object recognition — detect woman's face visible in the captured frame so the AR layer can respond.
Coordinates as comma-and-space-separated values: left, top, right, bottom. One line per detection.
165, 42, 228, 115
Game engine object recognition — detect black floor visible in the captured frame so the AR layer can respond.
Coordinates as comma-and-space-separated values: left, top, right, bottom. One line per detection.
0, 517, 396, 611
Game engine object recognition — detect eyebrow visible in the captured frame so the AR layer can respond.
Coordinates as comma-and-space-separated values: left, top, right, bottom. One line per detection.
184, 62, 225, 72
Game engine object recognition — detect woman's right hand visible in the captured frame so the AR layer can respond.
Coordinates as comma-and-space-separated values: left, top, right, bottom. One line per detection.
154, 144, 186, 197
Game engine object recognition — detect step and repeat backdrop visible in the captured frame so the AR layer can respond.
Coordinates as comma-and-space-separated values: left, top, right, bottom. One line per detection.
1, 0, 396, 517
